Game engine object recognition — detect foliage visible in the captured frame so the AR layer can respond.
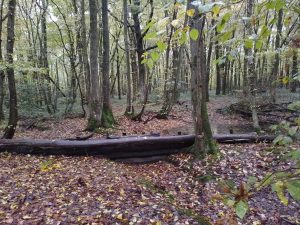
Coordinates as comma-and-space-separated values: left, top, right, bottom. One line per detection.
216, 105, 300, 220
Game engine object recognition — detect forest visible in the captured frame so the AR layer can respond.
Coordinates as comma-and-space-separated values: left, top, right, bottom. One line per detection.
0, 0, 299, 224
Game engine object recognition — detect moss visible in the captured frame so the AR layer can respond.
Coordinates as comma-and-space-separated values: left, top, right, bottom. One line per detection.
86, 117, 100, 132
101, 107, 116, 128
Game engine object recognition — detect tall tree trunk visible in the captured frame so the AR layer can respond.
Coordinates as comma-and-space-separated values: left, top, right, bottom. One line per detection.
40, 0, 54, 114
270, 8, 284, 103
290, 50, 298, 92
206, 23, 214, 101
123, 0, 133, 115
215, 25, 221, 95
101, 0, 115, 127
0, 0, 5, 121
87, 0, 101, 131
2, 0, 17, 139
130, 0, 154, 121
80, 0, 90, 106
245, 0, 260, 130
188, 1, 216, 158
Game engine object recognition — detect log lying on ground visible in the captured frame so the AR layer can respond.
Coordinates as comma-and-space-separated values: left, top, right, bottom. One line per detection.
0, 133, 276, 157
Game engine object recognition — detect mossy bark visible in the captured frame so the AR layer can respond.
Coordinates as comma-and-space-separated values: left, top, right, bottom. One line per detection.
101, 106, 115, 128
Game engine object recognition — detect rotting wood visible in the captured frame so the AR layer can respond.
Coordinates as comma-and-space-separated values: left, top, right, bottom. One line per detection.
0, 133, 276, 157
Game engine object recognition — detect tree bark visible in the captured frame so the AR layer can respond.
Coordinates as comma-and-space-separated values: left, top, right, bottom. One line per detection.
270, 8, 283, 102
245, 0, 260, 130
87, 0, 102, 131
0, 134, 275, 156
123, 0, 133, 115
2, 0, 17, 139
101, 0, 115, 128
188, 1, 216, 158
0, 0, 5, 121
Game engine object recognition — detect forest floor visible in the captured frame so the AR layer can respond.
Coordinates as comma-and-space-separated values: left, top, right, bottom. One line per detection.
0, 95, 299, 225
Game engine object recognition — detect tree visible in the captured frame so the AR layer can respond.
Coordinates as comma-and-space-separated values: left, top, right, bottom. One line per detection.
188, 1, 216, 158
2, 0, 17, 139
0, 0, 6, 122
244, 0, 260, 131
123, 0, 133, 115
101, 0, 115, 128
87, 0, 101, 131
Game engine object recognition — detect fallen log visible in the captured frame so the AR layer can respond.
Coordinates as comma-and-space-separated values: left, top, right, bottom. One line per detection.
0, 133, 276, 157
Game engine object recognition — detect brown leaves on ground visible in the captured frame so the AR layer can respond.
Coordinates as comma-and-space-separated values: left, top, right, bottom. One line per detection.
1, 142, 299, 224
1, 96, 299, 224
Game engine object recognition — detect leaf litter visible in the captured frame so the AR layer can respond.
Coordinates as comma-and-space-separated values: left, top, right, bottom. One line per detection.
0, 96, 299, 224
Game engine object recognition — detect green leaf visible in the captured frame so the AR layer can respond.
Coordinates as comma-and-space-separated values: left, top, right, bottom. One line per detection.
190, 28, 199, 41
247, 176, 258, 188
244, 39, 253, 49
157, 41, 168, 51
273, 135, 293, 146
288, 126, 298, 137
146, 58, 154, 69
285, 150, 300, 161
150, 52, 160, 61
224, 198, 235, 207
186, 8, 195, 17
288, 101, 300, 111
216, 13, 232, 33
219, 31, 232, 43
287, 180, 300, 201
275, 0, 285, 11
260, 25, 271, 39
255, 40, 263, 50
212, 5, 220, 17
144, 32, 157, 40
272, 181, 288, 205
235, 200, 248, 219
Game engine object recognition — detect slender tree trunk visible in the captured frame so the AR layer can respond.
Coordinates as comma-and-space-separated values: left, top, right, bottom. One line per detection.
129, 31, 138, 102
245, 0, 260, 130
270, 8, 283, 103
290, 50, 298, 92
87, 0, 101, 131
2, 0, 17, 139
40, 0, 54, 114
101, 0, 115, 127
0, 0, 4, 121
188, 1, 216, 158
123, 0, 133, 115
206, 22, 214, 101
215, 25, 221, 95
80, 0, 90, 106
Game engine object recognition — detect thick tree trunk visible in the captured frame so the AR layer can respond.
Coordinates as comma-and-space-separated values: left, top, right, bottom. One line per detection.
2, 0, 17, 139
87, 0, 102, 131
189, 1, 216, 158
101, 0, 115, 128
0, 134, 275, 156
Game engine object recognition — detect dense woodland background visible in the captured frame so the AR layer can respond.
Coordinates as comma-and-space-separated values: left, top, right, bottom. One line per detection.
0, 0, 299, 224
0, 0, 299, 140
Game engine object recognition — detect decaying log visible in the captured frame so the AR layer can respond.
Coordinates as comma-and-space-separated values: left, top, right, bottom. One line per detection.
0, 134, 276, 158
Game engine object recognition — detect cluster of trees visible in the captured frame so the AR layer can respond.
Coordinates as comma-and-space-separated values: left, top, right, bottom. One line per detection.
0, 0, 299, 156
